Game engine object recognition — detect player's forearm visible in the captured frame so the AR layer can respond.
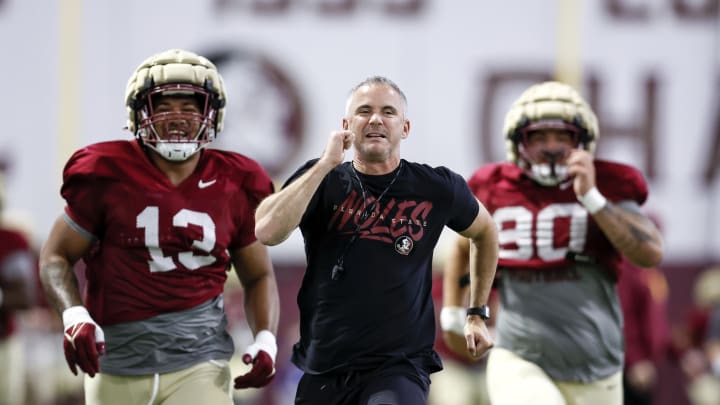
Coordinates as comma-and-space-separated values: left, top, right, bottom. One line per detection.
442, 237, 470, 307
242, 274, 280, 335
39, 255, 84, 314
592, 204, 664, 267
255, 161, 335, 246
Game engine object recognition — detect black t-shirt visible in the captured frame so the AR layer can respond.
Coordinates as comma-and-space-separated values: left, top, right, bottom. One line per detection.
285, 159, 479, 374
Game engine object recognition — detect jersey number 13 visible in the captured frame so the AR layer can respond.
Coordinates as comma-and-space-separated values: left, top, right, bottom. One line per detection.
136, 206, 217, 272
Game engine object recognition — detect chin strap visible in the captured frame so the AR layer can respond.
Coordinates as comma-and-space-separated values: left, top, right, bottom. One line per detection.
529, 163, 569, 186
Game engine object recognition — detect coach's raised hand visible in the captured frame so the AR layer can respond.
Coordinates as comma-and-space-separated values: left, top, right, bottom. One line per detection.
62, 306, 106, 377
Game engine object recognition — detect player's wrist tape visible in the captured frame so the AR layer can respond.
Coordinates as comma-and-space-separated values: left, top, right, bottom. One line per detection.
577, 187, 607, 214
713, 357, 720, 377
440, 306, 466, 335
62, 306, 95, 330
250, 330, 278, 362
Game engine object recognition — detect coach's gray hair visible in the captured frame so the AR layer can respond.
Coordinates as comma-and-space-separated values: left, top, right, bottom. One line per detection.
344, 76, 408, 116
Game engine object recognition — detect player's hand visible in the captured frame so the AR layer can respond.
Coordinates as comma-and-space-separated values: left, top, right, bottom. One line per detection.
465, 316, 494, 358
567, 149, 596, 197
62, 306, 105, 377
441, 306, 486, 361
627, 360, 657, 391
443, 331, 479, 362
234, 330, 277, 389
319, 130, 354, 168
440, 307, 473, 361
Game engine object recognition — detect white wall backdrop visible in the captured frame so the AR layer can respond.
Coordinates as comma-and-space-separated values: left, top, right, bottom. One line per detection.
1, 0, 718, 264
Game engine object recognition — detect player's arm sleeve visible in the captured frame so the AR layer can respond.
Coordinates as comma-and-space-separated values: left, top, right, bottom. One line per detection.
59, 150, 106, 239
599, 163, 648, 205
231, 162, 275, 249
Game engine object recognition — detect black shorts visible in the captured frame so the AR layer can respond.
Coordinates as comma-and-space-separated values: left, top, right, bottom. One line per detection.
294, 361, 430, 405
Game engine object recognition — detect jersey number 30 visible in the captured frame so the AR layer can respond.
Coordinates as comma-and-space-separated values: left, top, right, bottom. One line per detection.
137, 206, 217, 272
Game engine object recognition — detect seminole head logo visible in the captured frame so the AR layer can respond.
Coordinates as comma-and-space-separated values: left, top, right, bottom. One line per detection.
394, 236, 414, 255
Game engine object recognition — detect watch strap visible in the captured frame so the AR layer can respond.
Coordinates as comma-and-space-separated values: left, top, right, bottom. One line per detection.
466, 305, 490, 320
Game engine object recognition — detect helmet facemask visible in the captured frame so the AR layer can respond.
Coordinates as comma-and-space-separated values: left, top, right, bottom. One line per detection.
135, 84, 218, 162
515, 119, 583, 186
502, 81, 599, 187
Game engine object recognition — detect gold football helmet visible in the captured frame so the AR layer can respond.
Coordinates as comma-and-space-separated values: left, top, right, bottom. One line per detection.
125, 49, 227, 161
502, 81, 599, 186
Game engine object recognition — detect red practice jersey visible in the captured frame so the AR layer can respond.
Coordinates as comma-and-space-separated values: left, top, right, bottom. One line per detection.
467, 160, 647, 278
61, 140, 273, 325
0, 228, 32, 338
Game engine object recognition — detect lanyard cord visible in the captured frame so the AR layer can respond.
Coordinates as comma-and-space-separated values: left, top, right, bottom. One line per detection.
332, 161, 404, 281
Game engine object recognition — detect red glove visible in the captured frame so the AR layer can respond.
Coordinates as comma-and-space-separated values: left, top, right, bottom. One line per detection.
234, 330, 277, 389
62, 306, 106, 377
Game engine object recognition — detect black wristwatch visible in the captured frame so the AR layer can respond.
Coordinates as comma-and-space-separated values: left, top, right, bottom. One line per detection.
466, 305, 491, 320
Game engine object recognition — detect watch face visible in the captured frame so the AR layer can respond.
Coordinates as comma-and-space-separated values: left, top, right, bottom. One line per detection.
204, 47, 305, 178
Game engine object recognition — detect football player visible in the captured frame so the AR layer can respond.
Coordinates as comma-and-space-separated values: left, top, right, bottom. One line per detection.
0, 178, 37, 405
441, 81, 664, 405
39, 49, 280, 405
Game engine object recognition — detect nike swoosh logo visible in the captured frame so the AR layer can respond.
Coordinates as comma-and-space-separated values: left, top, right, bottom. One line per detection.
198, 179, 217, 189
